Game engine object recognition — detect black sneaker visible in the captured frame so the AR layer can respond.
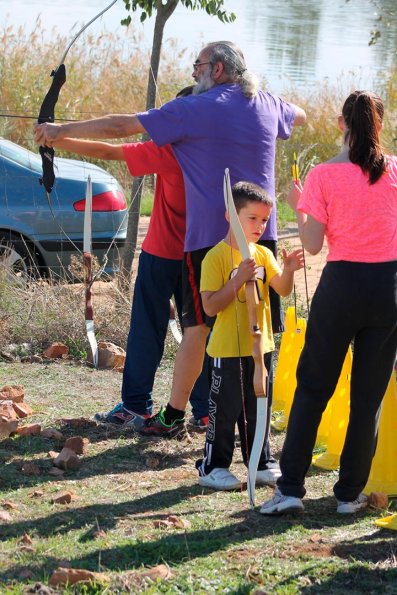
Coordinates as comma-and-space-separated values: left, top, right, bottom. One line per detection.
138, 409, 186, 439
94, 402, 149, 430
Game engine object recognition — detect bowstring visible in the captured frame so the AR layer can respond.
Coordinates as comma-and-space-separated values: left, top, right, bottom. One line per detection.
302, 247, 310, 316
92, 173, 145, 283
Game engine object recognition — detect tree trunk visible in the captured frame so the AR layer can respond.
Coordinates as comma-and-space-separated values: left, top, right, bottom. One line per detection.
120, 0, 180, 285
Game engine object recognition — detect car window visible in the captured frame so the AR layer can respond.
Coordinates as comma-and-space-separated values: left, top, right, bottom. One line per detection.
0, 139, 42, 174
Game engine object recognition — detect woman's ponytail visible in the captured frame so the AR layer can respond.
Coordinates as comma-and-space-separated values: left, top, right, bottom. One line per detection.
342, 90, 386, 184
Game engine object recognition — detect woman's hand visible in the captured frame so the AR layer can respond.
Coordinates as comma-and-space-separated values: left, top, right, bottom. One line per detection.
287, 180, 303, 212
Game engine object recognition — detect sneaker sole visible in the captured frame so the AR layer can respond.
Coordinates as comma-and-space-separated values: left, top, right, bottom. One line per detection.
260, 503, 304, 515
94, 419, 128, 427
198, 479, 241, 491
94, 415, 148, 430
337, 504, 368, 514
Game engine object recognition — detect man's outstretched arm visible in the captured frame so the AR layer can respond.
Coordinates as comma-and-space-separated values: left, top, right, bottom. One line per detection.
34, 114, 146, 146
292, 105, 306, 126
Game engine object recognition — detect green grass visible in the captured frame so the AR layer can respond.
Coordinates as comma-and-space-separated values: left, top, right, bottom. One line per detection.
277, 198, 296, 230
0, 360, 396, 594
140, 192, 155, 217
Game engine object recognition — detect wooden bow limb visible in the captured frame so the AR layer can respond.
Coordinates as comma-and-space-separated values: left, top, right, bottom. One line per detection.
245, 280, 268, 508
83, 175, 98, 368
223, 169, 268, 508
168, 299, 182, 344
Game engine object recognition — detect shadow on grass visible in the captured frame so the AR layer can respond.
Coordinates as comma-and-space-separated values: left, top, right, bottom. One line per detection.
0, 493, 389, 586
285, 556, 397, 594
1, 436, 202, 492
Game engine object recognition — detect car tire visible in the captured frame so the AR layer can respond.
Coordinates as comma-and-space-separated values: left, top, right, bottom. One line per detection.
0, 231, 41, 282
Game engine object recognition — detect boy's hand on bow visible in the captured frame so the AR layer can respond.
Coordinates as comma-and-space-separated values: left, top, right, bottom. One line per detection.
236, 257, 257, 284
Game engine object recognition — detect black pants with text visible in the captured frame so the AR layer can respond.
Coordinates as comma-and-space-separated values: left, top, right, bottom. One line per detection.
278, 260, 397, 502
197, 353, 274, 475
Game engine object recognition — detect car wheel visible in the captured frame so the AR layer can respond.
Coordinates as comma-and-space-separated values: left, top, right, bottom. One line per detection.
0, 232, 41, 282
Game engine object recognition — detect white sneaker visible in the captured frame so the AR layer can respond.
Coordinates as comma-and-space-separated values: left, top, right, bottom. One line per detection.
256, 467, 281, 486
260, 488, 304, 514
337, 493, 368, 514
198, 468, 241, 491
266, 461, 281, 471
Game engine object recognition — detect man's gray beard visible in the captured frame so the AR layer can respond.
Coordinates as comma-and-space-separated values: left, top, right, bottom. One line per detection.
192, 70, 215, 95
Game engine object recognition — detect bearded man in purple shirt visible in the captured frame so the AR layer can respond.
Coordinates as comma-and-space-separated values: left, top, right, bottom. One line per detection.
34, 42, 306, 463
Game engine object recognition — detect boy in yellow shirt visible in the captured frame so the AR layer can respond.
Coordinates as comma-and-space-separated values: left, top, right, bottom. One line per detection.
197, 181, 304, 490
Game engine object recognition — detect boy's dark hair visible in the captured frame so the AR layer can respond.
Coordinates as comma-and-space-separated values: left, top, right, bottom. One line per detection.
231, 181, 273, 212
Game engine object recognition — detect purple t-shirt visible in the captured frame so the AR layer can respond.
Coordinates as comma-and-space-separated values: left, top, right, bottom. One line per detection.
138, 83, 295, 251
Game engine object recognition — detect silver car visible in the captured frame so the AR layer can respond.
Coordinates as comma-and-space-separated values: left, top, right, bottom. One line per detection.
0, 138, 128, 280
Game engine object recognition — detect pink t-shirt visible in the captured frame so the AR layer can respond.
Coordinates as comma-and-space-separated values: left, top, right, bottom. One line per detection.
298, 156, 397, 263
122, 142, 185, 260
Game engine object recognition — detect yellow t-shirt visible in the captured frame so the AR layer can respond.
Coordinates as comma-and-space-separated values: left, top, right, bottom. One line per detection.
201, 240, 281, 358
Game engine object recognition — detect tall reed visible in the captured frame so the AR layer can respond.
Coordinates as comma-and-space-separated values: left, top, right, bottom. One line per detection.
0, 24, 396, 352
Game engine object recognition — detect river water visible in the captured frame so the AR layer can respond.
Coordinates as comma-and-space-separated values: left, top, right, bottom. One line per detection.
1, 0, 396, 94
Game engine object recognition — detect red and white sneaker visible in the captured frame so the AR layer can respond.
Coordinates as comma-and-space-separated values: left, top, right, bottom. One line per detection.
187, 415, 209, 431
94, 402, 149, 430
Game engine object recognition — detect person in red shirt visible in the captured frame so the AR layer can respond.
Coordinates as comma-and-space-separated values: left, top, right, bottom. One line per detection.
54, 128, 210, 430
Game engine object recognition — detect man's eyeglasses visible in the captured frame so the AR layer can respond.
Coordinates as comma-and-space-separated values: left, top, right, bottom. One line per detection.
193, 61, 211, 71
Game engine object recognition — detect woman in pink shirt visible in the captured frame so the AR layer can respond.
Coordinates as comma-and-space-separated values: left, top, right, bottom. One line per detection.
261, 90, 397, 515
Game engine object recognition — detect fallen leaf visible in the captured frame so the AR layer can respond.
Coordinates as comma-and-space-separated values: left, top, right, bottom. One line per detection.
153, 519, 173, 529
18, 533, 33, 545
16, 423, 41, 436
2, 500, 19, 510
29, 490, 44, 498
19, 545, 35, 552
93, 529, 107, 539
49, 567, 110, 586
141, 564, 173, 580
0, 510, 12, 522
41, 428, 64, 440
51, 491, 76, 505
369, 492, 389, 509
167, 515, 191, 529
